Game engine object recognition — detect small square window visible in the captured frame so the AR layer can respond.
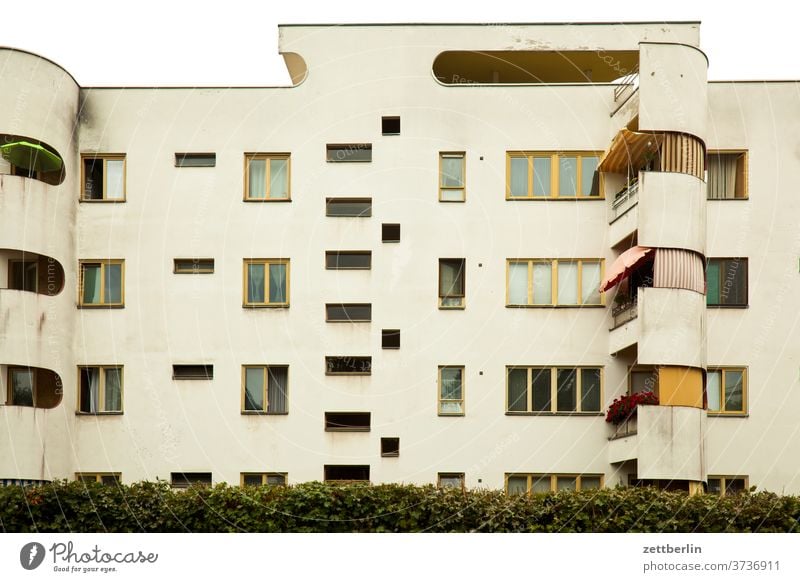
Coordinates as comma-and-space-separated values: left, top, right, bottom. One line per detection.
382, 329, 400, 349
381, 437, 400, 457
242, 365, 288, 413
243, 259, 289, 307
382, 223, 401, 243
78, 366, 123, 413
706, 258, 748, 307
81, 155, 126, 201
381, 116, 401, 135
244, 154, 290, 200
79, 260, 125, 307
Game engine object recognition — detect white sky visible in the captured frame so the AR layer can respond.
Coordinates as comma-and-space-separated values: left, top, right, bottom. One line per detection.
1, 0, 796, 86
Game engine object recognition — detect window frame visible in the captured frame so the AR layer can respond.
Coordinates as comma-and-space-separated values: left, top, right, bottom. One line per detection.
170, 472, 212, 489
324, 251, 372, 270
706, 150, 748, 200
439, 258, 466, 309
325, 303, 372, 323
628, 366, 659, 396
80, 154, 127, 202
243, 153, 291, 201
173, 258, 215, 274
438, 365, 465, 416
707, 475, 749, 496
6, 366, 37, 406
324, 411, 371, 432
75, 473, 121, 485
438, 152, 466, 202
175, 153, 216, 168
505, 366, 603, 415
437, 472, 466, 490
76, 365, 124, 415
241, 364, 289, 414
172, 365, 214, 380
380, 437, 400, 457
240, 472, 288, 487
324, 356, 372, 376
382, 223, 401, 243
505, 258, 604, 307
706, 257, 748, 308
706, 366, 747, 416
505, 151, 603, 200
242, 258, 290, 308
505, 473, 604, 494
326, 144, 372, 163
325, 197, 372, 217
78, 259, 125, 308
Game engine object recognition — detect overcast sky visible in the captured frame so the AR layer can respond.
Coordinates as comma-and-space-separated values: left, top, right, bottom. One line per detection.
2, 0, 795, 86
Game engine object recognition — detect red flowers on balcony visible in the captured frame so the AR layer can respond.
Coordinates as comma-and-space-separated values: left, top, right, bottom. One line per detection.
605, 391, 659, 424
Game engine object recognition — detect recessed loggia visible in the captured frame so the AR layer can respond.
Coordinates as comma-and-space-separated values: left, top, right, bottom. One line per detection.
1, 365, 62, 409
0, 249, 65, 296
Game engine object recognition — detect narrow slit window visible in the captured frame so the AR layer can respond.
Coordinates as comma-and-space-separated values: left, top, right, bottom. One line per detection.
324, 412, 371, 432
175, 153, 216, 167
174, 258, 214, 274
326, 144, 372, 162
241, 473, 287, 486
172, 365, 214, 380
325, 356, 372, 375
170, 473, 212, 489
325, 251, 371, 270
325, 198, 372, 217
325, 303, 372, 322
324, 465, 370, 482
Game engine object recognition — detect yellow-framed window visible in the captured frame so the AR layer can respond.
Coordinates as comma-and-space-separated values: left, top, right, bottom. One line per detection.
77, 366, 123, 414
243, 259, 289, 307
506, 473, 604, 494
81, 154, 126, 201
506, 151, 602, 199
506, 258, 603, 307
76, 473, 121, 485
707, 150, 748, 199
506, 366, 602, 413
707, 367, 746, 415
438, 365, 464, 415
439, 258, 465, 308
241, 365, 288, 413
439, 152, 465, 201
78, 260, 124, 307
707, 475, 748, 496
244, 153, 290, 201
240, 472, 287, 486
437, 472, 465, 490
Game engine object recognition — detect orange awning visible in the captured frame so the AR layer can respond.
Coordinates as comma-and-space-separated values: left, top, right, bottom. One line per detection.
600, 246, 654, 292
598, 129, 663, 174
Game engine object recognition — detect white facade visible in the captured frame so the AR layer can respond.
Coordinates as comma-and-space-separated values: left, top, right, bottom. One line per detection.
1, 22, 798, 493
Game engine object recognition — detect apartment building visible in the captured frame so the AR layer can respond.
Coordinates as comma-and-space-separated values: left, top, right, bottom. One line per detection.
1, 21, 799, 494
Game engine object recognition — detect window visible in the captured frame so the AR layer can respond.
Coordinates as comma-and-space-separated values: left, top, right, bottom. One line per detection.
325, 198, 372, 217
325, 356, 372, 375
326, 144, 372, 162
707, 258, 748, 307
170, 473, 212, 489
79, 260, 124, 307
325, 303, 372, 322
173, 258, 215, 274
707, 368, 746, 415
707, 476, 748, 496
506, 151, 601, 199
506, 367, 602, 413
439, 152, 465, 201
242, 365, 288, 413
78, 366, 123, 414
324, 412, 371, 432
506, 259, 603, 306
629, 368, 659, 395
437, 473, 465, 490
382, 116, 401, 135
240, 473, 287, 487
81, 155, 126, 201
76, 473, 120, 485
506, 473, 603, 494
439, 258, 465, 308
381, 437, 400, 457
172, 365, 214, 380
324, 465, 370, 482
707, 151, 747, 199
9, 260, 37, 292
6, 367, 35, 406
175, 153, 216, 167
382, 223, 401, 242
244, 153, 290, 200
438, 366, 464, 415
243, 259, 289, 307
382, 329, 400, 349
325, 251, 371, 270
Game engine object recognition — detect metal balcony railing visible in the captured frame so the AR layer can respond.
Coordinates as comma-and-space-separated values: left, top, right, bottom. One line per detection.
613, 64, 640, 102
611, 299, 638, 329
609, 179, 639, 222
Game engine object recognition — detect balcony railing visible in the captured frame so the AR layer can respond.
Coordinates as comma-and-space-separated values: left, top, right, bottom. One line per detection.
610, 415, 638, 439
609, 179, 639, 222
613, 64, 640, 102
611, 299, 638, 329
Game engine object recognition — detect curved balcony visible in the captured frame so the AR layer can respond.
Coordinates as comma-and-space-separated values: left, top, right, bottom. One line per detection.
0, 48, 79, 162
0, 249, 65, 297
0, 403, 72, 481
0, 133, 66, 186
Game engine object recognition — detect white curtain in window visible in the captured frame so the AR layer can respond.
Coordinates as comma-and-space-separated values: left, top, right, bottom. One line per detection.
106, 160, 125, 200
267, 367, 288, 413
268, 263, 286, 303
104, 368, 122, 412
248, 159, 267, 199
707, 371, 721, 411
248, 264, 265, 303
509, 157, 528, 196
269, 159, 288, 199
581, 262, 601, 304
82, 265, 101, 304
557, 262, 578, 304
245, 367, 264, 410
508, 262, 528, 304
532, 262, 552, 305
708, 154, 738, 199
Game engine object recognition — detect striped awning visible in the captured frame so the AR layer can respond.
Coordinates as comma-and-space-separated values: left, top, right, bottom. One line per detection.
598, 129, 663, 174
653, 248, 705, 294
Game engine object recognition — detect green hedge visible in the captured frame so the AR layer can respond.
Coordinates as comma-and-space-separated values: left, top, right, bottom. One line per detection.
1, 481, 798, 532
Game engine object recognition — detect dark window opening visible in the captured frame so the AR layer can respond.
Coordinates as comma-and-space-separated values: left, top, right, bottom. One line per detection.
325, 412, 371, 432
326, 303, 372, 322
171, 472, 212, 489
175, 153, 216, 167
382, 223, 401, 242
382, 329, 400, 349
381, 116, 401, 135
325, 356, 372, 375
326, 198, 372, 217
325, 251, 372, 270
324, 465, 370, 482
174, 258, 215, 274
707, 258, 748, 307
326, 144, 372, 162
381, 437, 400, 457
172, 365, 214, 380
